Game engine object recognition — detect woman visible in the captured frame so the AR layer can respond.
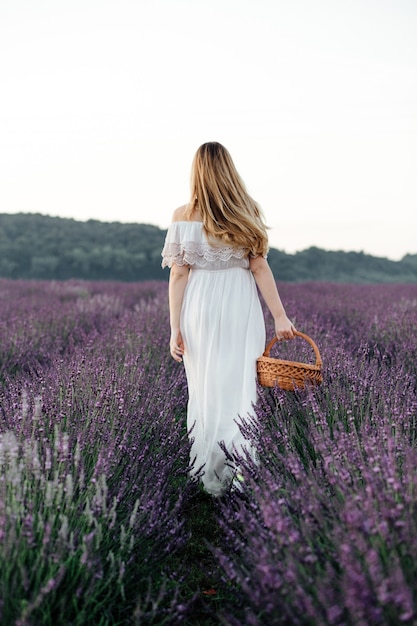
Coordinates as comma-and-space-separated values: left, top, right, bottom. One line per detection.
162, 142, 295, 496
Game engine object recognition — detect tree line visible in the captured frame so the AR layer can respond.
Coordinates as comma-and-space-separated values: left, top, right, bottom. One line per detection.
0, 213, 416, 283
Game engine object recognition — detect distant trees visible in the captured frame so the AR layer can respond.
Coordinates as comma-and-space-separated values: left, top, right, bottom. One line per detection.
0, 214, 166, 281
0, 213, 416, 283
267, 247, 417, 283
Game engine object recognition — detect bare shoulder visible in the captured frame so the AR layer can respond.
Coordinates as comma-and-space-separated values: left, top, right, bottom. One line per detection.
172, 205, 188, 222
249, 254, 269, 272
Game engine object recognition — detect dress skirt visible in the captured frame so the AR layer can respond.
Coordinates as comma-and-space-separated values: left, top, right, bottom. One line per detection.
181, 265, 265, 496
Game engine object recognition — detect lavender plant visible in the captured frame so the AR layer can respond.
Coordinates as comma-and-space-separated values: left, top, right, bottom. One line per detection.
1, 279, 417, 625
217, 283, 417, 625
0, 280, 191, 624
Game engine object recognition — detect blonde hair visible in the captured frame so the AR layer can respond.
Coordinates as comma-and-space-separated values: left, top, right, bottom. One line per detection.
186, 142, 269, 257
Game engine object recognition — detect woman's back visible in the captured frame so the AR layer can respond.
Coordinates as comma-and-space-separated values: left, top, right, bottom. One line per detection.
162, 216, 250, 272
162, 203, 266, 496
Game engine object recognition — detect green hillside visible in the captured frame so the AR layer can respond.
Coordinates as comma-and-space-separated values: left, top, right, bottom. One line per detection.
0, 213, 416, 283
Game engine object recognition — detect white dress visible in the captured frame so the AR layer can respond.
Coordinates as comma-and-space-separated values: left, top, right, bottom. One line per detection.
162, 221, 266, 496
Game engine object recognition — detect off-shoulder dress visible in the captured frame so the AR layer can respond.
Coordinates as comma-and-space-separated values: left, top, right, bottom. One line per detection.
162, 220, 265, 496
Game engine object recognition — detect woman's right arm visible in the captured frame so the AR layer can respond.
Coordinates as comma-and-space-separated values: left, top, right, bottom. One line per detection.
250, 255, 295, 340
168, 262, 189, 361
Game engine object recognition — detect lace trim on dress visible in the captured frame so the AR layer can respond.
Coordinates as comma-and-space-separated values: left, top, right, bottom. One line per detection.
161, 241, 248, 268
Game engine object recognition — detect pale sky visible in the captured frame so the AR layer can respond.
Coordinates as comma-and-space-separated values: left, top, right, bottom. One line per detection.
1, 0, 416, 260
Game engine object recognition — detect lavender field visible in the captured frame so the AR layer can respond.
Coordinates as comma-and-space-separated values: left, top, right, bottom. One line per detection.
0, 278, 416, 626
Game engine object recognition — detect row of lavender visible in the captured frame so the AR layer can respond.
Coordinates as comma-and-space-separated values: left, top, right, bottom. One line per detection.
1, 279, 416, 624
220, 283, 417, 625
0, 279, 191, 624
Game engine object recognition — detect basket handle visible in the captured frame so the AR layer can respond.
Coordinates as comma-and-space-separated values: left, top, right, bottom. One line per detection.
263, 330, 322, 367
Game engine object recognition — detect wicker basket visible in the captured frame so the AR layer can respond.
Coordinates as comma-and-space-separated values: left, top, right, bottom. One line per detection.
257, 330, 323, 391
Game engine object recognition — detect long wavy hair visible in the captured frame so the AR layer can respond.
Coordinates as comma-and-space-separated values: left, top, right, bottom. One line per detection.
185, 142, 268, 256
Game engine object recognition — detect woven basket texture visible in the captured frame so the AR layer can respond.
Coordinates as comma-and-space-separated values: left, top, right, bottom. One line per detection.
257, 330, 323, 391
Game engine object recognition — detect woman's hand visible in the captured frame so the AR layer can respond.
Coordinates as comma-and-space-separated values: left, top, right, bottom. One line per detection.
170, 329, 185, 362
274, 314, 296, 341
